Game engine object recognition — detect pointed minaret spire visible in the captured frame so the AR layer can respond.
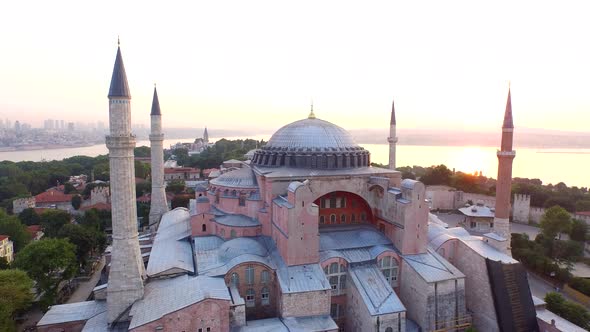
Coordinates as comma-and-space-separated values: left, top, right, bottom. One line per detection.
108, 40, 131, 99
203, 127, 209, 144
387, 98, 398, 169
502, 85, 513, 129
150, 85, 161, 115
390, 99, 396, 125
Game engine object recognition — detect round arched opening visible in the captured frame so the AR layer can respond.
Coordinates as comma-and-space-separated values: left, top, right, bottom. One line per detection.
314, 191, 374, 227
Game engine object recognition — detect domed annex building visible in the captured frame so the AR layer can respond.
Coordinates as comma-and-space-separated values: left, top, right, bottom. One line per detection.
37, 44, 553, 332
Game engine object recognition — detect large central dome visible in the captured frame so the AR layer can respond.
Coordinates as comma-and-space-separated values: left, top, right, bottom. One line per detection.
252, 115, 370, 169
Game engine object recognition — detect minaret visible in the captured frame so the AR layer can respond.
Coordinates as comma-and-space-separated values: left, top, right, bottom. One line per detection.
387, 99, 398, 169
106, 42, 145, 324
203, 127, 209, 145
149, 86, 168, 228
493, 87, 516, 254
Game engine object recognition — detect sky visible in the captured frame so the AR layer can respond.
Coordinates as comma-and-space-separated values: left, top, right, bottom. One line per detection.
1, 0, 589, 134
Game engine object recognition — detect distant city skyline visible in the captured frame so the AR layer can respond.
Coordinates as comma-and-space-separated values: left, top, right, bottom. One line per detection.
1, 1, 589, 133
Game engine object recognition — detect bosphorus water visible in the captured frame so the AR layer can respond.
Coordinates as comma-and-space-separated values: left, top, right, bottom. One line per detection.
1, 137, 588, 188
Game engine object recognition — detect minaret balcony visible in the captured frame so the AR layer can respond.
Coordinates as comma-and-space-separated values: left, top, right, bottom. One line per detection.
106, 135, 136, 149
149, 134, 164, 141
387, 137, 398, 143
496, 150, 516, 157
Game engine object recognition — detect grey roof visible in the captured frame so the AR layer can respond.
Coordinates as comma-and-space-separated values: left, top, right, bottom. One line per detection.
390, 99, 396, 125
349, 265, 406, 316
196, 196, 210, 203
210, 167, 259, 189
265, 117, 360, 150
483, 232, 506, 241
275, 263, 330, 294
402, 248, 465, 283
129, 275, 231, 329
37, 301, 106, 326
108, 47, 131, 98
428, 222, 517, 264
232, 318, 289, 332
503, 88, 513, 128
320, 245, 396, 264
194, 236, 276, 276
254, 165, 398, 179
459, 204, 495, 218
146, 208, 194, 277
214, 214, 260, 227
150, 86, 161, 115
282, 315, 339, 331
319, 225, 392, 251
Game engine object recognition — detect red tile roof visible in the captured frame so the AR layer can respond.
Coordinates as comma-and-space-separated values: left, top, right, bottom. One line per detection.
576, 211, 590, 217
80, 202, 112, 211
0, 235, 9, 241
164, 167, 200, 174
26, 225, 42, 235
35, 189, 73, 203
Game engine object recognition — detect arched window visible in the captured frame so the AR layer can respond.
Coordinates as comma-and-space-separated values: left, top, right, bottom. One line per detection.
230, 273, 239, 286
261, 287, 270, 305
340, 214, 346, 224
246, 289, 255, 307
220, 229, 225, 238
202, 224, 206, 232
385, 328, 393, 332
378, 256, 399, 288
330, 214, 336, 224
351, 214, 356, 223
319, 215, 325, 224
361, 212, 367, 222
261, 270, 270, 283
215, 191, 220, 204
230, 229, 237, 238
246, 265, 255, 284
340, 197, 346, 208
238, 193, 246, 206
323, 262, 347, 295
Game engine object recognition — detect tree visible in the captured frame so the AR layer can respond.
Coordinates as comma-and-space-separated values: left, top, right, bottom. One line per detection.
166, 180, 186, 194
419, 164, 452, 186
40, 209, 71, 238
575, 200, 590, 212
71, 194, 82, 210
134, 160, 150, 179
134, 146, 151, 157
540, 206, 572, 240
14, 238, 77, 309
0, 257, 9, 270
0, 269, 34, 332
171, 195, 190, 209
18, 208, 41, 226
0, 210, 31, 252
544, 292, 590, 329
63, 182, 77, 194
570, 219, 588, 242
58, 224, 95, 267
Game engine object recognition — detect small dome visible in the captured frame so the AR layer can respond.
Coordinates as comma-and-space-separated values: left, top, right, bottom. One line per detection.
252, 117, 370, 169
219, 238, 267, 261
210, 167, 258, 189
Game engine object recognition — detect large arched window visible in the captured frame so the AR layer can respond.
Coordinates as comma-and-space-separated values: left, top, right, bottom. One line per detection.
319, 215, 325, 224
246, 265, 255, 284
330, 214, 336, 224
378, 256, 399, 288
246, 289, 255, 307
261, 287, 270, 305
323, 262, 347, 295
340, 214, 346, 223
361, 212, 367, 222
261, 270, 270, 284
230, 272, 239, 286
351, 214, 356, 223
230, 229, 237, 238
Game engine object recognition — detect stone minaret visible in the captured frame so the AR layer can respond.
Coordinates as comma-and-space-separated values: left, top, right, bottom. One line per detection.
387, 99, 398, 169
493, 87, 516, 254
106, 43, 145, 324
149, 86, 168, 228
203, 127, 209, 145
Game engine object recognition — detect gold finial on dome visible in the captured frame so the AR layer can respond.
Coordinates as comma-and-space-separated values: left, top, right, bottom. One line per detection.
308, 100, 316, 119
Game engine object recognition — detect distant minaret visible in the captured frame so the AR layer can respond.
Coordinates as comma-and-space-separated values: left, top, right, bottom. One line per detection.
106, 41, 145, 324
493, 87, 516, 254
203, 127, 209, 145
149, 86, 168, 228
387, 99, 398, 169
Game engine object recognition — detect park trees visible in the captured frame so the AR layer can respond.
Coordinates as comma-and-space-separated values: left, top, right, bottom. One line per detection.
14, 238, 77, 309
540, 206, 572, 240
71, 194, 82, 210
545, 292, 590, 329
40, 209, 71, 238
17, 208, 41, 226
419, 164, 453, 186
0, 269, 34, 332
0, 210, 31, 252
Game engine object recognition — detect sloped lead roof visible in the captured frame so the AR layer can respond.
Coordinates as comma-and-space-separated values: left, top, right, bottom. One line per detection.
150, 87, 161, 115
108, 47, 131, 98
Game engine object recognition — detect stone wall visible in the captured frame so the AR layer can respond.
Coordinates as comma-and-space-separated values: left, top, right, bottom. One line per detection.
279, 289, 331, 317
512, 194, 531, 224
399, 259, 430, 330
12, 197, 35, 214
130, 299, 230, 332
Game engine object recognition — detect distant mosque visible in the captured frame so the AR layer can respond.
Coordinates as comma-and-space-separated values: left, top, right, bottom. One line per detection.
37, 42, 555, 332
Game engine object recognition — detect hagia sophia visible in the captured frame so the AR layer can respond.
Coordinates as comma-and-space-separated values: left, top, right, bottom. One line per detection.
36, 44, 558, 331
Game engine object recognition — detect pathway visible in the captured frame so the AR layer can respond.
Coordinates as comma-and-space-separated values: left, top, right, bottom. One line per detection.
67, 255, 105, 303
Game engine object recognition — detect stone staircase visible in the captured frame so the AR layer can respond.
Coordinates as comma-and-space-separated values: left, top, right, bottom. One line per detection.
502, 264, 527, 332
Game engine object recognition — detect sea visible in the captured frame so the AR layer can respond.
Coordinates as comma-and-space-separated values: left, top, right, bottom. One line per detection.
1, 137, 588, 188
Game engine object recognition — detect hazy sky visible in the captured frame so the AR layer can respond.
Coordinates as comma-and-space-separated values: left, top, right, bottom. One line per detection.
1, 1, 589, 134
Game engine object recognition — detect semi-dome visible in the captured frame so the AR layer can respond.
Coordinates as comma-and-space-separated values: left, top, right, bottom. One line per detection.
252, 115, 370, 169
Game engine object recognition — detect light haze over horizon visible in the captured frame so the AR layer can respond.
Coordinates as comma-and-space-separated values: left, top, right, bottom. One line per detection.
1, 1, 589, 134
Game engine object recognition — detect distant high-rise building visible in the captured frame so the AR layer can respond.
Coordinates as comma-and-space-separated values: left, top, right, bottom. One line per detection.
14, 121, 21, 132
67, 122, 75, 131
